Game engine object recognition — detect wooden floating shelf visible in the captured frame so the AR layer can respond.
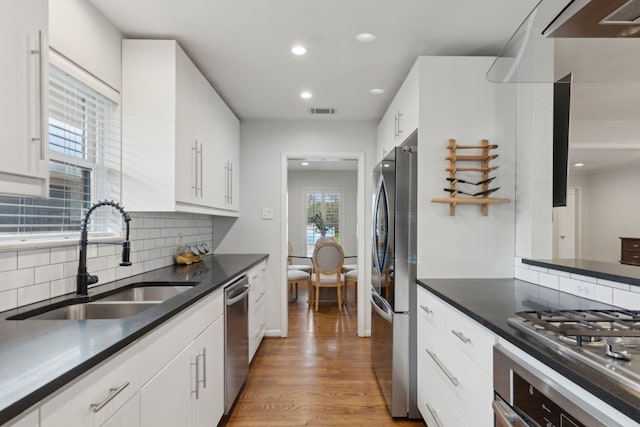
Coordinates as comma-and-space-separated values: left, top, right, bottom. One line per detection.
431, 138, 510, 216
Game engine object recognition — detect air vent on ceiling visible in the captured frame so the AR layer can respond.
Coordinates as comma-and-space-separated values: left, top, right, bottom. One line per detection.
309, 107, 336, 115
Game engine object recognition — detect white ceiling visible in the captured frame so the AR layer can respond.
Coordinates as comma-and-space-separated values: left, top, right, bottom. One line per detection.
88, 0, 539, 121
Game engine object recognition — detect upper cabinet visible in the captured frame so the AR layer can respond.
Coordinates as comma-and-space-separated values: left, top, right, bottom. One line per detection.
122, 39, 239, 216
0, 0, 50, 197
376, 61, 419, 162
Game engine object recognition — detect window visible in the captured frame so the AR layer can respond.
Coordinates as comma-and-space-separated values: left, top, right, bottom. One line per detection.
0, 58, 121, 239
305, 188, 343, 256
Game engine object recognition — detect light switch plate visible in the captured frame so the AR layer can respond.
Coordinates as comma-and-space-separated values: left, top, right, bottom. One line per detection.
261, 207, 274, 220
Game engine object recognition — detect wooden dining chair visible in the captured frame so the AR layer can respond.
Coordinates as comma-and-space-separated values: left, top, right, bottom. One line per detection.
287, 241, 312, 274
288, 269, 310, 302
311, 240, 345, 311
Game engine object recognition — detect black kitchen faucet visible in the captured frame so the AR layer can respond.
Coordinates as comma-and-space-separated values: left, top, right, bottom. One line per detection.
76, 200, 132, 295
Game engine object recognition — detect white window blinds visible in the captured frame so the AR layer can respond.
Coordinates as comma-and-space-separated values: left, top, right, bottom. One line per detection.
0, 63, 122, 238
305, 189, 342, 256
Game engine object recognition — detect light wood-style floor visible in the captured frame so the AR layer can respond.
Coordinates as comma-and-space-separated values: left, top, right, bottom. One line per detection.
224, 283, 427, 426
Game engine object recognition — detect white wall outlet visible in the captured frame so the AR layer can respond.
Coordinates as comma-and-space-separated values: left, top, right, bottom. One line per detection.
261, 207, 274, 220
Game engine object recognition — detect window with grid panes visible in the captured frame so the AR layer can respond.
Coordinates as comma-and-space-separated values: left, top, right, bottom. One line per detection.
0, 58, 121, 240
305, 189, 343, 256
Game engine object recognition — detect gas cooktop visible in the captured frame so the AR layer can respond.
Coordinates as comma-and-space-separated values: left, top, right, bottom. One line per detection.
509, 309, 640, 393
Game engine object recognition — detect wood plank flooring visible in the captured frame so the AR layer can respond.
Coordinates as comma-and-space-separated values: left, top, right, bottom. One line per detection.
224, 284, 427, 426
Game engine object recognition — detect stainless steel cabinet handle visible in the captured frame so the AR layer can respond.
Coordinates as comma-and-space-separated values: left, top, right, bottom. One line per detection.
229, 162, 233, 205
397, 111, 403, 136
191, 355, 201, 399
451, 329, 471, 344
394, 114, 398, 138
200, 349, 207, 389
492, 399, 527, 426
193, 141, 199, 197
425, 402, 443, 427
90, 381, 130, 413
420, 304, 433, 315
199, 143, 203, 197
426, 349, 459, 387
30, 30, 45, 160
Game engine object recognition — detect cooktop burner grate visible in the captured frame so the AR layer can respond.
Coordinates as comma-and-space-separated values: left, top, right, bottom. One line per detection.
514, 309, 640, 347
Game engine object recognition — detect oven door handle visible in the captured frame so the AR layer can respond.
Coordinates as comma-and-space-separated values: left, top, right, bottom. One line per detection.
492, 398, 529, 427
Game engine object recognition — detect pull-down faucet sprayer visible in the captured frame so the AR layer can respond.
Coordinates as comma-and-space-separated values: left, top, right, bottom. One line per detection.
77, 200, 132, 295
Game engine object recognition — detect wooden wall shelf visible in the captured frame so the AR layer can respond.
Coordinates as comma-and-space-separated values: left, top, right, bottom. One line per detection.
431, 138, 511, 216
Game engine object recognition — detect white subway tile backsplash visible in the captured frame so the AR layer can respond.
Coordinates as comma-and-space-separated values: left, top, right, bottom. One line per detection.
50, 247, 76, 264
35, 264, 64, 284
549, 268, 571, 278
0, 252, 17, 272
594, 285, 613, 305
538, 272, 559, 290
569, 273, 597, 284
0, 269, 34, 291
50, 277, 75, 296
17, 249, 50, 269
0, 289, 17, 312
559, 277, 595, 299
530, 266, 548, 273
613, 289, 640, 310
18, 283, 51, 307
514, 267, 524, 280
521, 268, 539, 285
596, 278, 631, 291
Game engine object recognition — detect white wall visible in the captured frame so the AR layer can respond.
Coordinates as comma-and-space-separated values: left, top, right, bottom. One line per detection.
287, 170, 358, 257
215, 120, 377, 335
416, 56, 517, 278
49, 0, 122, 90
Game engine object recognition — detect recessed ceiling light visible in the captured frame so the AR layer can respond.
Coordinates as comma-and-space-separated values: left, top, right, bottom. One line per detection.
574, 163, 584, 167
300, 91, 312, 99
301, 162, 309, 166
291, 45, 307, 56
369, 88, 384, 95
355, 33, 377, 43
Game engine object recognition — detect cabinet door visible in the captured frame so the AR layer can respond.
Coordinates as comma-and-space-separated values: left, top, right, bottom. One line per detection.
192, 317, 225, 427
140, 347, 192, 427
0, 0, 49, 197
393, 64, 419, 142
174, 44, 198, 206
100, 396, 140, 427
376, 107, 396, 162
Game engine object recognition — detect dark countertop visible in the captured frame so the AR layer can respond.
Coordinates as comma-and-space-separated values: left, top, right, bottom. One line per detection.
523, 258, 640, 286
0, 253, 268, 425
417, 278, 640, 422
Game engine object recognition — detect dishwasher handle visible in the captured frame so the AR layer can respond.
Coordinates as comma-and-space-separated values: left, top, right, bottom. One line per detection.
225, 276, 250, 305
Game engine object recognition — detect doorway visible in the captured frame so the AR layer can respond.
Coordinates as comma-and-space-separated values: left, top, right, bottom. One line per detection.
281, 152, 367, 338
553, 187, 581, 258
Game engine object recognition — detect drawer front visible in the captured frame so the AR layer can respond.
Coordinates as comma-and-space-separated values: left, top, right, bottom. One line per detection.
417, 287, 446, 331
423, 327, 494, 427
41, 344, 141, 427
621, 250, 640, 265
621, 239, 640, 252
445, 306, 496, 375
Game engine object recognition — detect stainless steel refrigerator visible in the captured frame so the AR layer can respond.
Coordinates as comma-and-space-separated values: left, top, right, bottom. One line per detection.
371, 131, 419, 418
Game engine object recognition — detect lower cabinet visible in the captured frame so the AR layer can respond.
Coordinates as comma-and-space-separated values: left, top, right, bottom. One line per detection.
32, 288, 225, 427
417, 286, 496, 426
248, 260, 268, 362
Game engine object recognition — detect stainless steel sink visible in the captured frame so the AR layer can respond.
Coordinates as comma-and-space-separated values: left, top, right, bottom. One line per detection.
100, 284, 193, 302
19, 301, 159, 320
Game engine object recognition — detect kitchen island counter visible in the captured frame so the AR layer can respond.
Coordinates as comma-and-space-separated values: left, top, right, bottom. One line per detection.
0, 253, 267, 425
417, 278, 640, 423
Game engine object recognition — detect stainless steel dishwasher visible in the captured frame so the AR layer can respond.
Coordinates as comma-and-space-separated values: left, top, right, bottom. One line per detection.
224, 274, 250, 414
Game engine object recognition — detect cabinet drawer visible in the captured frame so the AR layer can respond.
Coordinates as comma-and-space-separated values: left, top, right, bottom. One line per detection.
445, 307, 496, 375
422, 328, 494, 427
621, 251, 640, 265
41, 344, 141, 427
621, 238, 640, 252
417, 287, 446, 331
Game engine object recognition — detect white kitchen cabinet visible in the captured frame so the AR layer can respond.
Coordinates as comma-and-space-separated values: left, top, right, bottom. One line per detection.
417, 286, 496, 427
376, 61, 419, 162
248, 261, 268, 362
140, 314, 224, 427
0, 0, 49, 197
40, 344, 141, 427
5, 409, 39, 427
100, 396, 140, 427
122, 39, 239, 216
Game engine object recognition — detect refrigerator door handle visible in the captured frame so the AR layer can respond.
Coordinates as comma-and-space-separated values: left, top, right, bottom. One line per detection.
371, 290, 393, 323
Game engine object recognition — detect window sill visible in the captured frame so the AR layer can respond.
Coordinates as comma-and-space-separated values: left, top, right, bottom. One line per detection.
0, 235, 123, 252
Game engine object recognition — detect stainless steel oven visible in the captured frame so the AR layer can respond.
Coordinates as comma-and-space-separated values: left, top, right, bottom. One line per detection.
493, 345, 622, 427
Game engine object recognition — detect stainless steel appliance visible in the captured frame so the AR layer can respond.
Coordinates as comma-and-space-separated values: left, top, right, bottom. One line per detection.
224, 275, 250, 414
493, 345, 622, 427
371, 131, 419, 418
508, 309, 640, 393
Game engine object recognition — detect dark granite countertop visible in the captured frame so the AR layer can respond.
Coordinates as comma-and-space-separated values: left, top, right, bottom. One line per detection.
0, 253, 267, 425
416, 278, 640, 422
523, 258, 640, 286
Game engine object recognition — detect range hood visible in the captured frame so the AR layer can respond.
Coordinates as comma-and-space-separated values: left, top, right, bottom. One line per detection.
487, 0, 640, 83
544, 0, 640, 38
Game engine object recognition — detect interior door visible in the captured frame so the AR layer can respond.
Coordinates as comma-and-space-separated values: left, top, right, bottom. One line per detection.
554, 187, 578, 258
